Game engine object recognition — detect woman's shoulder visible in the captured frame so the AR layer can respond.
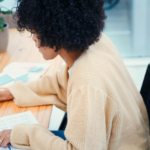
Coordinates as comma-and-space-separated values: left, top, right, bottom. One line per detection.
68, 34, 127, 91
70, 34, 123, 75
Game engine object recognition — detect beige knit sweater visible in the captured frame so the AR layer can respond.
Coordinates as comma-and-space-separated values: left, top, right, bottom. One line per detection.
9, 34, 150, 150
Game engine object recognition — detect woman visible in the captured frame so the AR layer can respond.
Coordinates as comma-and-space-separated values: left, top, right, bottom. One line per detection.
0, 0, 149, 149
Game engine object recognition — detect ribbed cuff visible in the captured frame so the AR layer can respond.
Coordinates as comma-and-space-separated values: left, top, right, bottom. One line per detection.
10, 124, 31, 149
10, 124, 65, 150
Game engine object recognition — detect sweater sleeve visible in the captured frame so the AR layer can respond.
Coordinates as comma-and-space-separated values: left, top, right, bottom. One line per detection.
10, 85, 120, 150
8, 64, 68, 111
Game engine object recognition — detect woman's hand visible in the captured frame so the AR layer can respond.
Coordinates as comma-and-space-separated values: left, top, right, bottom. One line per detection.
0, 90, 14, 102
0, 130, 12, 147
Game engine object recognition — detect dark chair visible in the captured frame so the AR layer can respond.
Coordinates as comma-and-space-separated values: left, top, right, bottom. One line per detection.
140, 64, 150, 124
59, 113, 67, 130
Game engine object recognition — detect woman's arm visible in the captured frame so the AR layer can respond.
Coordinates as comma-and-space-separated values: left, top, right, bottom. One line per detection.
7, 64, 68, 111
9, 86, 119, 150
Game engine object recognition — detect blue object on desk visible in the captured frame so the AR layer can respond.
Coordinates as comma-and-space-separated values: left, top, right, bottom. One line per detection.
28, 67, 43, 72
14, 73, 29, 83
0, 74, 14, 85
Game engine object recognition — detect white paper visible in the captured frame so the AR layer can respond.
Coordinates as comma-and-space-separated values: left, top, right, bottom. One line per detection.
0, 62, 50, 88
0, 111, 38, 131
0, 111, 38, 150
0, 146, 28, 150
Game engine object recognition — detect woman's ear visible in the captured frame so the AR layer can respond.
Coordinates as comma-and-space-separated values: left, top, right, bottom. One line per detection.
32, 34, 41, 48
32, 34, 37, 43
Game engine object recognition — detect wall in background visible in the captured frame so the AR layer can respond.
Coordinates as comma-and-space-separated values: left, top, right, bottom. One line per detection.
0, 0, 17, 28
104, 0, 150, 58
0, 0, 17, 11
132, 0, 150, 57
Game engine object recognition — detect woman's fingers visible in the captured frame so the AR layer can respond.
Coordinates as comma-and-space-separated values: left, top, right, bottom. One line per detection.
0, 130, 11, 148
1, 139, 10, 147
0, 136, 4, 147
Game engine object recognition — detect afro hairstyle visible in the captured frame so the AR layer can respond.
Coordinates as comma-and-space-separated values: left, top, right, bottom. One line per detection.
15, 0, 106, 52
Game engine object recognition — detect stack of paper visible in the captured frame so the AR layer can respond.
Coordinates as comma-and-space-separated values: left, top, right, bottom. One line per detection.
0, 111, 38, 150
0, 62, 50, 88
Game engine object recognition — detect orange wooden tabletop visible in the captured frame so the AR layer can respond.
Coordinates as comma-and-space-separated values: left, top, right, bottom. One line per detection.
0, 29, 63, 128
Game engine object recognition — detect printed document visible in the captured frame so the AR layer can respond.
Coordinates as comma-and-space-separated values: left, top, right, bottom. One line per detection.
0, 111, 38, 150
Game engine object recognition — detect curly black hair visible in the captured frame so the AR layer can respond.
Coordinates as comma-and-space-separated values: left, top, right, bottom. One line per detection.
15, 0, 106, 52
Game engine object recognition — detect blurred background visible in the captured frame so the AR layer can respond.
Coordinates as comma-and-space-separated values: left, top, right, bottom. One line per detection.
1, 0, 150, 58
104, 0, 150, 58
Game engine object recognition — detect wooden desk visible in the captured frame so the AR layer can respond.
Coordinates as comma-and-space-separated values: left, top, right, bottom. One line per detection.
0, 29, 63, 128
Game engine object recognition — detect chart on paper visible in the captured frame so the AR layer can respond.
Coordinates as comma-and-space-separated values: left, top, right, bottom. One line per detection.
0, 62, 50, 88
0, 111, 38, 131
0, 111, 38, 150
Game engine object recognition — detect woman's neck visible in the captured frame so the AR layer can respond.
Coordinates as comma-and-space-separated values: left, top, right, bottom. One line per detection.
58, 49, 82, 69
